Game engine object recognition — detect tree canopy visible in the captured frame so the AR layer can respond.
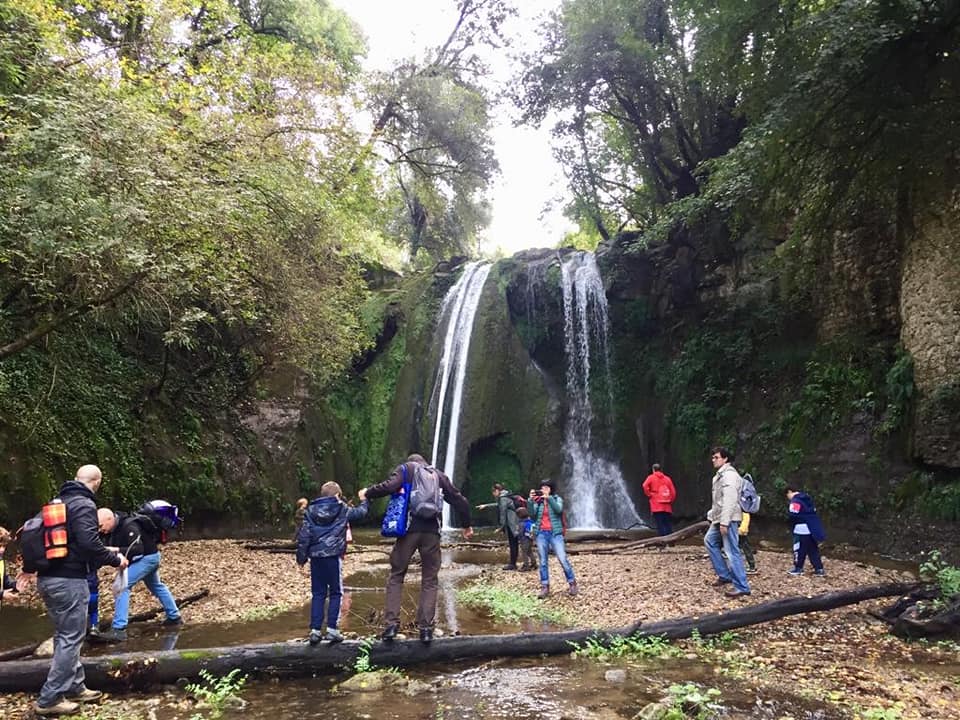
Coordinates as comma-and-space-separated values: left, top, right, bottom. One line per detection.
517, 0, 960, 242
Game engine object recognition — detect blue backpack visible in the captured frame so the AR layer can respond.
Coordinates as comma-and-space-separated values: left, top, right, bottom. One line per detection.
381, 465, 412, 538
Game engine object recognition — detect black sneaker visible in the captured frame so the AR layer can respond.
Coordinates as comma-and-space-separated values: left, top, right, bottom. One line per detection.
419, 628, 433, 644
502, 564, 518, 571
161, 617, 183, 627
308, 629, 322, 646
381, 624, 399, 642
96, 628, 127, 643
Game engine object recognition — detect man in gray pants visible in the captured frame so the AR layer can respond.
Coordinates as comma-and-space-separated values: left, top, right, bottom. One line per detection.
33, 465, 128, 716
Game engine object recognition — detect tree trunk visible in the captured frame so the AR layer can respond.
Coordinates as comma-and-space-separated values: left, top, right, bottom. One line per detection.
0, 582, 916, 692
568, 521, 709, 554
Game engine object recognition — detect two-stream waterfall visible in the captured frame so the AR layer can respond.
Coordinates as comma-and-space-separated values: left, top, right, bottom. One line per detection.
429, 262, 492, 529
560, 252, 643, 529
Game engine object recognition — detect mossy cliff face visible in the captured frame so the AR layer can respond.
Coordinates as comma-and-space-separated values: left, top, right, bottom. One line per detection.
594, 206, 960, 554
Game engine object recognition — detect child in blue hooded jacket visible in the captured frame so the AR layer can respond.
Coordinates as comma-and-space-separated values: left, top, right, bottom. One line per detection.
785, 486, 826, 576
296, 482, 368, 645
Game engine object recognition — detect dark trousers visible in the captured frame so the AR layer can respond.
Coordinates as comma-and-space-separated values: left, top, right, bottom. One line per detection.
309, 556, 343, 630
652, 511, 673, 536
506, 528, 519, 566
793, 534, 823, 571
740, 535, 756, 570
520, 537, 537, 568
385, 531, 441, 629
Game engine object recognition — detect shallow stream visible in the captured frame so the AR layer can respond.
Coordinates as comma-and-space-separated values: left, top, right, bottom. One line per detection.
0, 530, 945, 720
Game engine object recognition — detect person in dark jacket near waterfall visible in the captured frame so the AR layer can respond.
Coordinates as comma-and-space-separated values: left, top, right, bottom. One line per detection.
786, 487, 826, 576
95, 503, 182, 642
363, 453, 473, 644
296, 482, 369, 645
32, 465, 128, 716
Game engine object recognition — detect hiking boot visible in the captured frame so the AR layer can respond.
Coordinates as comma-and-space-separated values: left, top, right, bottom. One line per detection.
519, 564, 531, 572
96, 628, 127, 643
34, 699, 80, 717
419, 627, 433, 644
813, 569, 827, 577
308, 629, 322, 646
502, 564, 518, 571
324, 628, 344, 643
537, 584, 550, 599
787, 568, 804, 576
161, 617, 183, 627
724, 589, 751, 599
567, 581, 579, 597
66, 688, 102, 703
710, 578, 732, 587
381, 624, 399, 642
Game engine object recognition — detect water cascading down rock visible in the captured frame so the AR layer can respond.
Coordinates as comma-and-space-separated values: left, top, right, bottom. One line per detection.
429, 262, 492, 528
560, 252, 642, 529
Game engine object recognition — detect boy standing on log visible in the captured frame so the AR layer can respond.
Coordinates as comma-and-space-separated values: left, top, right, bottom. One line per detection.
704, 448, 751, 598
296, 482, 369, 645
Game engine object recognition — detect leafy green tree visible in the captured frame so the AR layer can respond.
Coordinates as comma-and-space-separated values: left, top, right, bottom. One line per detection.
366, 0, 510, 259
515, 0, 744, 238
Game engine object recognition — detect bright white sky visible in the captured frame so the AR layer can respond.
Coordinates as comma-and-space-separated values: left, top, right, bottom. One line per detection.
330, 0, 575, 256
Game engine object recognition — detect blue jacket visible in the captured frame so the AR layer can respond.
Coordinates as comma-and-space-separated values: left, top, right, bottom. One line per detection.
787, 492, 826, 542
296, 497, 368, 563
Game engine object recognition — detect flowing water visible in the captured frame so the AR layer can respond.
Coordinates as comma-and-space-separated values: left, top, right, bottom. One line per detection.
560, 252, 642, 530
428, 262, 492, 529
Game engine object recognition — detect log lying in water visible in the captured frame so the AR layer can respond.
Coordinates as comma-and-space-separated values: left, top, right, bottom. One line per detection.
568, 521, 709, 554
0, 581, 916, 692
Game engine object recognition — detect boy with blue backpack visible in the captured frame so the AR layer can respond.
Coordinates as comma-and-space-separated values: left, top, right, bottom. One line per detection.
296, 482, 369, 645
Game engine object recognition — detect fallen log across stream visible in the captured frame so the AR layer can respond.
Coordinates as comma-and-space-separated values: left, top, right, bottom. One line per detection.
0, 581, 917, 692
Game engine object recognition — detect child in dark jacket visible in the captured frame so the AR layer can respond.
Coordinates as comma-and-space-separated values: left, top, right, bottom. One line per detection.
516, 507, 537, 571
786, 487, 826, 576
296, 482, 368, 645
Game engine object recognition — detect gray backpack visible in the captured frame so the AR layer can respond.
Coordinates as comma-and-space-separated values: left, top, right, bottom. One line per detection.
408, 463, 443, 520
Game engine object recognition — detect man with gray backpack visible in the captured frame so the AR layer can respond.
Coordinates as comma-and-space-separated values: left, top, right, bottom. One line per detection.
704, 447, 752, 599
363, 453, 473, 644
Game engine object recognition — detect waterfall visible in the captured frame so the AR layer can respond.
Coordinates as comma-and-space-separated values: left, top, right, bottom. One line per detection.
560, 252, 642, 529
429, 261, 492, 528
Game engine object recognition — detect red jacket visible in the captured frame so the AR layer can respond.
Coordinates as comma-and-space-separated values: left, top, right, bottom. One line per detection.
642, 471, 676, 513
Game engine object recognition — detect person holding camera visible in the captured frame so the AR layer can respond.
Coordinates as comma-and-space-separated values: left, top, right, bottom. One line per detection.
528, 480, 578, 599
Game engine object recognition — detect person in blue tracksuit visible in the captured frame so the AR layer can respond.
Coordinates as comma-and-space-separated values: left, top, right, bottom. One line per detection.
296, 482, 368, 645
786, 486, 826, 576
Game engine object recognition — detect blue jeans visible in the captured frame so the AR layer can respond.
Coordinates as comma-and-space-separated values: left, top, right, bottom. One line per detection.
37, 576, 89, 707
112, 552, 180, 630
310, 556, 343, 630
536, 531, 575, 585
704, 521, 750, 594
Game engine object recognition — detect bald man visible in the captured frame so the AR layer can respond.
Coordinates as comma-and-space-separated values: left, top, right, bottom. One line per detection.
34, 465, 128, 717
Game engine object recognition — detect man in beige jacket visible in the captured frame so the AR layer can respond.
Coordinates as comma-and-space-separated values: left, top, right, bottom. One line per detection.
704, 447, 751, 598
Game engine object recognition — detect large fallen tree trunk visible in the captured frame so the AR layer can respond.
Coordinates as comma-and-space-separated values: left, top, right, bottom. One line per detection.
568, 521, 709, 554
0, 582, 916, 692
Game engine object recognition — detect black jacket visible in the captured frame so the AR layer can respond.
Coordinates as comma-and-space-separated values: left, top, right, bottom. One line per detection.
365, 461, 472, 533
40, 481, 121, 579
109, 512, 160, 558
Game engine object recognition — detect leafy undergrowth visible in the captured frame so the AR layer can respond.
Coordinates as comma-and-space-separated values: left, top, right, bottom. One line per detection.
457, 583, 573, 625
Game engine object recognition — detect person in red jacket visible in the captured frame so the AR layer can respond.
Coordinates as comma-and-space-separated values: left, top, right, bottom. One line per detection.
642, 463, 677, 536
